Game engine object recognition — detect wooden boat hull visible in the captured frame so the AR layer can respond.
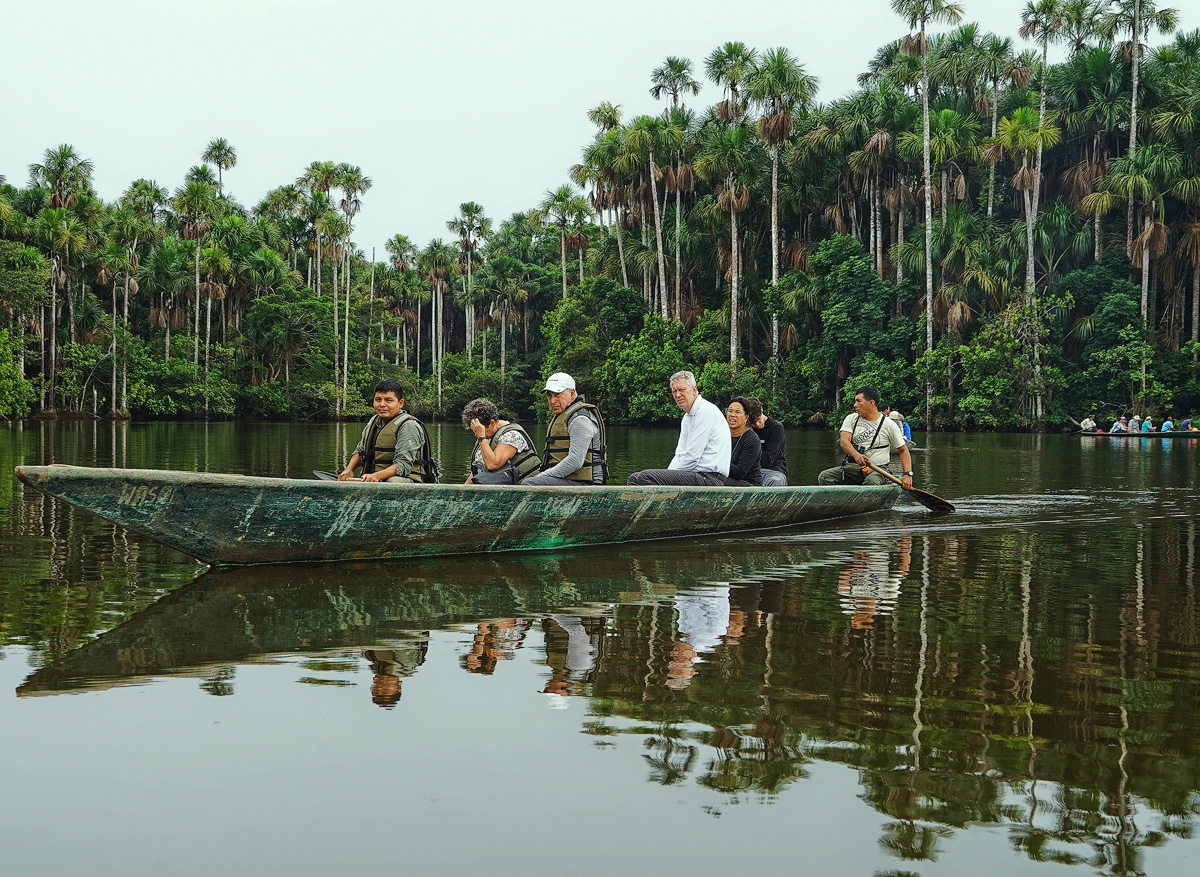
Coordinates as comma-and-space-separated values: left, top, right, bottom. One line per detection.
14, 465, 900, 566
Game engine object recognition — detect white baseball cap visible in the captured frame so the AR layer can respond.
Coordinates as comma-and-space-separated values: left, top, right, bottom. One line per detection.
543, 372, 576, 393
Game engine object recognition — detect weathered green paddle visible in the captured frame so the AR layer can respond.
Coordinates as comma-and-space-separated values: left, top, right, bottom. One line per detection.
864, 460, 955, 514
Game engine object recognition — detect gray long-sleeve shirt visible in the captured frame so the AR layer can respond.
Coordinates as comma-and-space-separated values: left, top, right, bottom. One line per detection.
540, 412, 600, 479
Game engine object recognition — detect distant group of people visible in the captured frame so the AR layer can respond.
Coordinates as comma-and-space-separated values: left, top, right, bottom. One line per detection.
1080, 413, 1196, 434
337, 374, 918, 491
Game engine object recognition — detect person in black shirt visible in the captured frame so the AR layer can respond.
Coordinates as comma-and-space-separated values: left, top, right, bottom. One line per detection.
724, 396, 763, 486
749, 398, 788, 487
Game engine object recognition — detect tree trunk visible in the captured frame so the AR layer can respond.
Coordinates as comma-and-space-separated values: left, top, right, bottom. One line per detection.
770, 144, 781, 389
343, 254, 351, 406
332, 245, 340, 418
1192, 262, 1199, 363
560, 229, 568, 298
367, 254, 375, 362
987, 85, 999, 217
1127, 3, 1141, 257
614, 205, 630, 288
122, 272, 129, 412
675, 180, 683, 321
193, 244, 201, 367
921, 25, 934, 428
730, 194, 739, 370
500, 302, 507, 380
111, 282, 118, 414
649, 150, 669, 320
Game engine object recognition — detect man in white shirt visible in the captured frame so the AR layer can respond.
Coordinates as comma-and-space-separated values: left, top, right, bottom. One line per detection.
817, 385, 913, 488
627, 370, 731, 486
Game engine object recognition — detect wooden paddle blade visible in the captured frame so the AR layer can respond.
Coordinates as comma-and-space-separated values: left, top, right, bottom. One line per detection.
313, 470, 339, 481
907, 486, 955, 514
863, 459, 955, 513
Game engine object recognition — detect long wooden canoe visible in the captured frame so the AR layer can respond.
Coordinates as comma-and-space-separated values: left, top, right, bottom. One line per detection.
14, 464, 900, 566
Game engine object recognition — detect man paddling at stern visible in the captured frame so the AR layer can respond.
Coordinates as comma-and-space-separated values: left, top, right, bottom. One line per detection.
339, 379, 436, 483
817, 384, 913, 489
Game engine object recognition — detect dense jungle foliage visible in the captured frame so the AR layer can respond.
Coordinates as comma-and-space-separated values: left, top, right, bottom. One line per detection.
2, 0, 1199, 429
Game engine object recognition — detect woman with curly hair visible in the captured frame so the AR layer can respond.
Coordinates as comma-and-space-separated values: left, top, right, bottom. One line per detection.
461, 398, 542, 485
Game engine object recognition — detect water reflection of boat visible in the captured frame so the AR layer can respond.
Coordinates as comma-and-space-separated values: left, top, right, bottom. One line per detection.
14, 465, 900, 566
15, 541, 829, 697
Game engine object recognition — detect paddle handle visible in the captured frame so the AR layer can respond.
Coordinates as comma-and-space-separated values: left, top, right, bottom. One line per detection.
864, 459, 907, 487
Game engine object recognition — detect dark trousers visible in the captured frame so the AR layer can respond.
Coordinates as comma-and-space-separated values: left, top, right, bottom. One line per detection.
626, 469, 727, 487
817, 464, 887, 486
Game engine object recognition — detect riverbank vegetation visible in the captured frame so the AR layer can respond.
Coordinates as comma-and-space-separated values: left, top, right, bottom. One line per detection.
2, 0, 1199, 428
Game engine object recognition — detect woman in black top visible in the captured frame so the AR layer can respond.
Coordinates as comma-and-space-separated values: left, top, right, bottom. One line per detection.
724, 396, 763, 486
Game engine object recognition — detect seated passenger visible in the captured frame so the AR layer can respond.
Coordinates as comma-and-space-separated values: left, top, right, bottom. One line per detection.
750, 398, 789, 487
1161, 416, 1174, 431
627, 371, 730, 486
461, 398, 541, 484
724, 396, 763, 486
889, 409, 913, 441
522, 373, 608, 486
1110, 416, 1128, 433
339, 379, 436, 483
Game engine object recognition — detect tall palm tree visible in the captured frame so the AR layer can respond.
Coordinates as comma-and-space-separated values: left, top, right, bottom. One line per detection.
477, 255, 529, 385
1059, 0, 1101, 55
747, 47, 819, 371
31, 207, 86, 411
335, 163, 372, 415
28, 144, 94, 210
977, 35, 1032, 216
1020, 0, 1069, 421
578, 126, 630, 288
1097, 0, 1179, 253
697, 121, 760, 369
107, 203, 155, 412
202, 138, 237, 195
298, 161, 338, 297
623, 116, 673, 317
705, 42, 758, 121
531, 185, 576, 297
892, 0, 964, 427
418, 239, 457, 409
651, 56, 702, 109
385, 234, 418, 371
315, 209, 348, 408
171, 180, 217, 367
447, 202, 490, 361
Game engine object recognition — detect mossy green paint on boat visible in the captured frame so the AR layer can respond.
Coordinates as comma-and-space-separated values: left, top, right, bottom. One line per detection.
14, 465, 900, 566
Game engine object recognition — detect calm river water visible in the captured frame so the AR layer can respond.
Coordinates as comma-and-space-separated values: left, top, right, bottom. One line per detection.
1, 420, 1198, 876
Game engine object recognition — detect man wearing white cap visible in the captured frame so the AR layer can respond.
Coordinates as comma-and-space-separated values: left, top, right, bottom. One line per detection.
627, 370, 730, 486
522, 372, 608, 485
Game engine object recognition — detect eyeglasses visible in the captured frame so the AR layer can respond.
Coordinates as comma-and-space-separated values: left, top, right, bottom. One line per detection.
725, 408, 745, 416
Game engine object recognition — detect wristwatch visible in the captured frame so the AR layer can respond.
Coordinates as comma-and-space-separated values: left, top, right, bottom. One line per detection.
903, 470, 914, 477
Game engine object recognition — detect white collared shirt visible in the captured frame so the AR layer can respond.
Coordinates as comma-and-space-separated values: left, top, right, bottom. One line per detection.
668, 394, 731, 476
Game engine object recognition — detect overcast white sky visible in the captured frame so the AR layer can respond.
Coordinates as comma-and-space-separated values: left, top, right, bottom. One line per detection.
4, 0, 1196, 257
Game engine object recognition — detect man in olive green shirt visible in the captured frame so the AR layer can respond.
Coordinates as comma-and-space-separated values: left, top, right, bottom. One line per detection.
339, 379, 427, 483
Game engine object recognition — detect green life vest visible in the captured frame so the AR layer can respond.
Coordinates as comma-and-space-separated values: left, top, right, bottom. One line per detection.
471, 423, 543, 483
363, 412, 439, 483
542, 399, 607, 484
